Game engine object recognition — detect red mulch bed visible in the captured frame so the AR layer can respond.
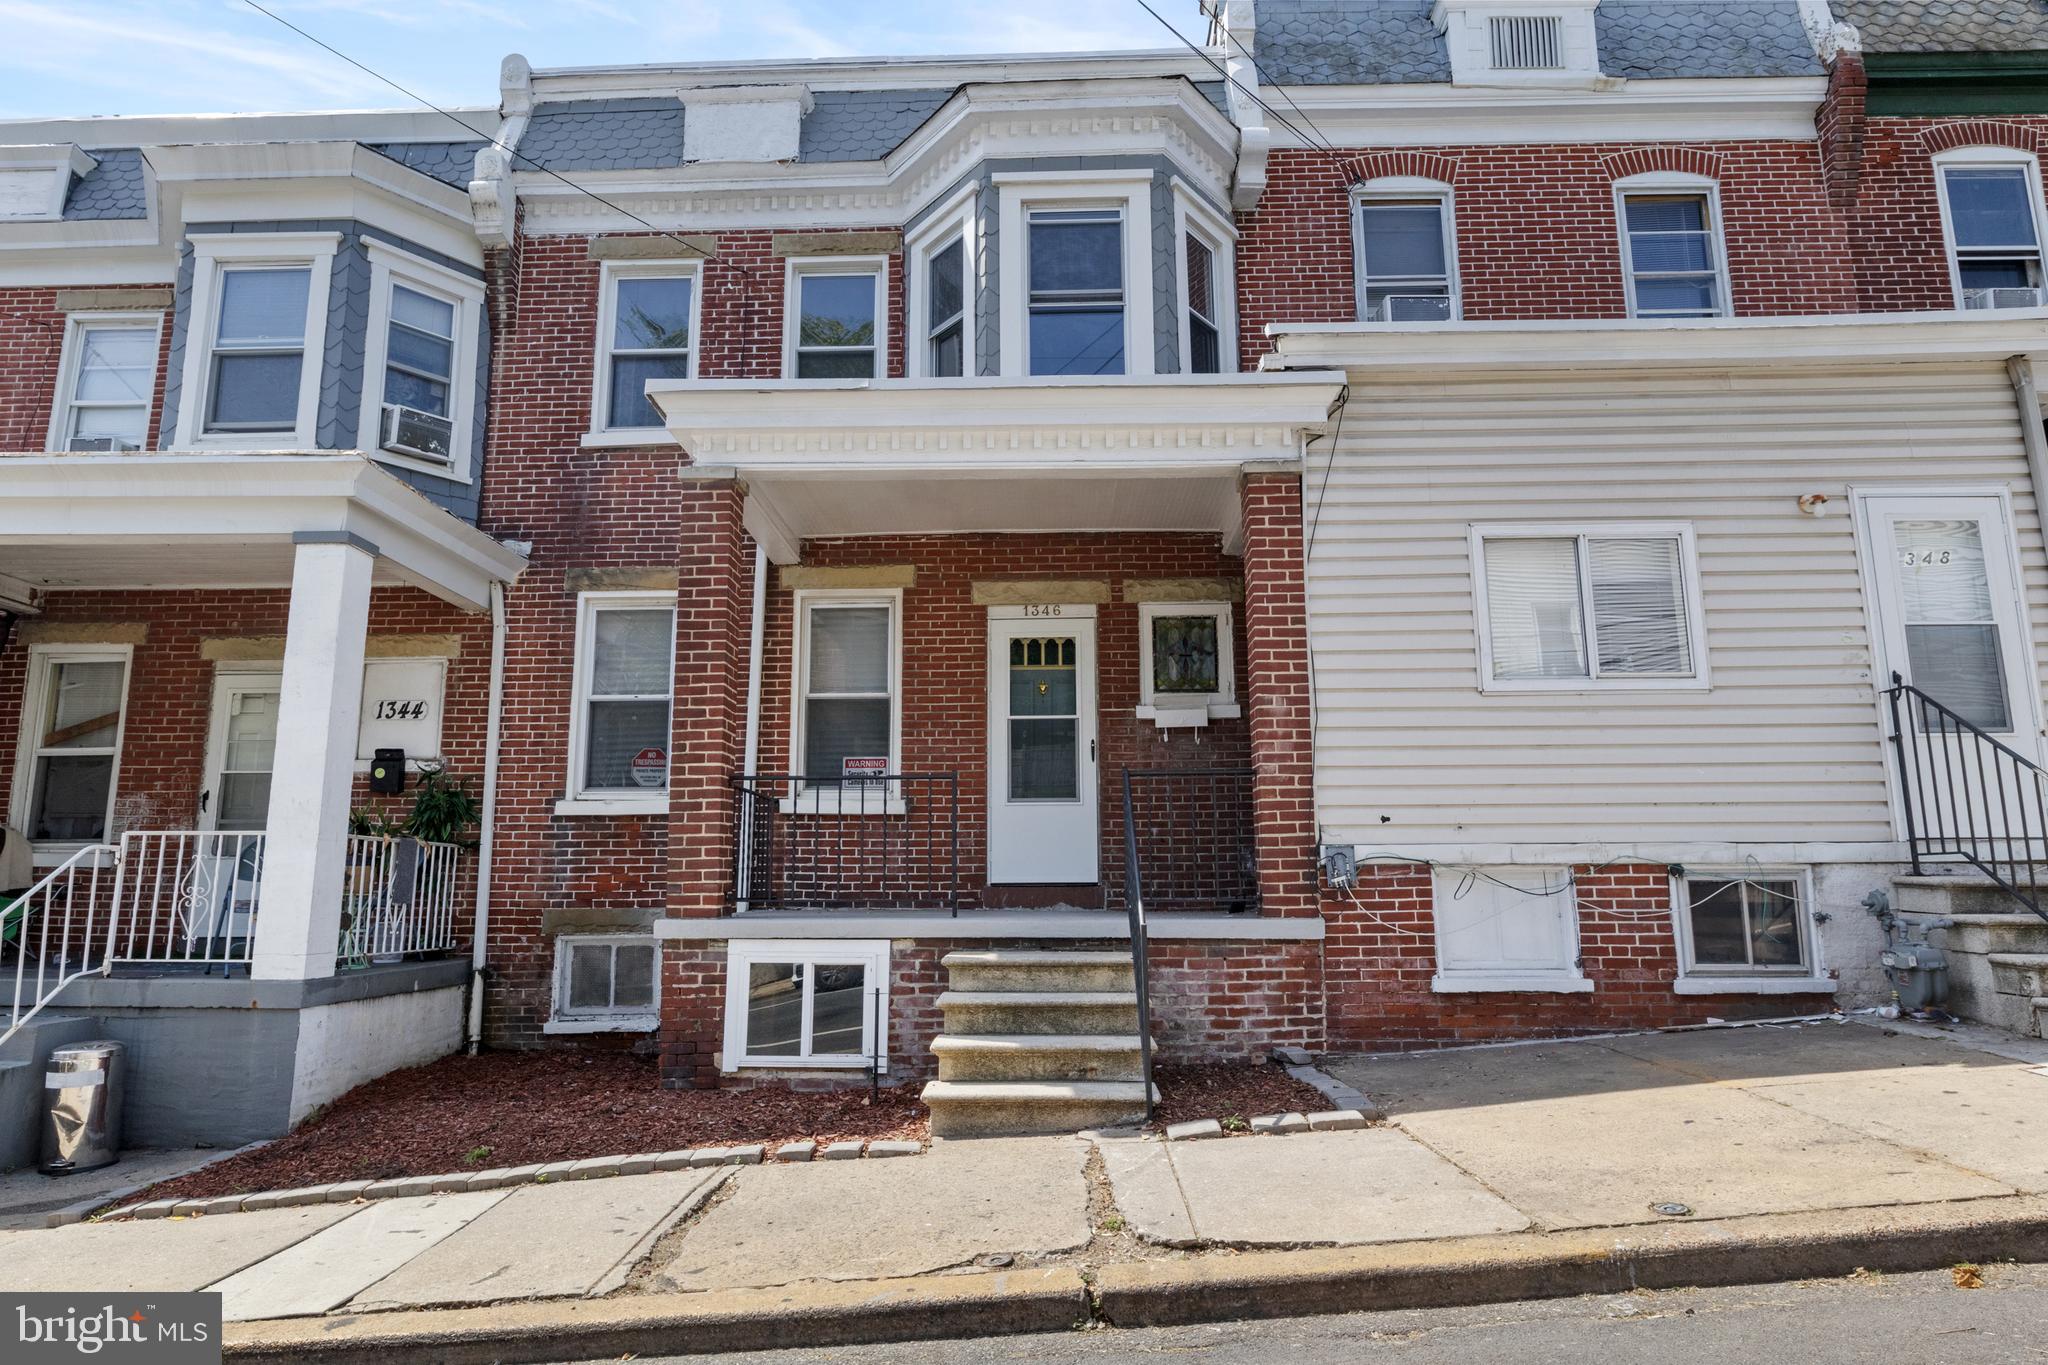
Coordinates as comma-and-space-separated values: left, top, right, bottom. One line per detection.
131, 1051, 926, 1204
1151, 1063, 1333, 1133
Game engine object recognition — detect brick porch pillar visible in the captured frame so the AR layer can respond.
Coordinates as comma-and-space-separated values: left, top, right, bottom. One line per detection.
661, 469, 755, 1087
1240, 466, 1319, 918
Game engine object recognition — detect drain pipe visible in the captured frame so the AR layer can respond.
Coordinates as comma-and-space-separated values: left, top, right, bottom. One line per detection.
467, 578, 510, 1054
735, 541, 769, 912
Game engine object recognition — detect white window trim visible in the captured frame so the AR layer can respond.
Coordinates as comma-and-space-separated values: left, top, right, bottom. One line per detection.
171, 231, 339, 450
1613, 173, 1731, 321
1469, 521, 1711, 694
780, 254, 891, 381
557, 591, 676, 816
1429, 865, 1592, 994
905, 181, 978, 380
722, 938, 890, 1072
546, 933, 660, 1032
44, 310, 162, 454
785, 588, 905, 815
1135, 601, 1239, 719
354, 241, 483, 485
1173, 180, 1238, 374
9, 643, 134, 859
1931, 145, 2048, 312
1351, 177, 1462, 324
586, 258, 702, 443
995, 170, 1156, 379
1672, 867, 1833, 992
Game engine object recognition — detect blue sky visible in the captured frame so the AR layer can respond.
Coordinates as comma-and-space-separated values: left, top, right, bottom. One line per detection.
0, 0, 1213, 120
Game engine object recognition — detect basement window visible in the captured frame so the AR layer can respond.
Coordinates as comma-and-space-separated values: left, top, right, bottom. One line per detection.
548, 934, 659, 1032
722, 939, 890, 1070
1431, 866, 1590, 993
1679, 874, 1810, 976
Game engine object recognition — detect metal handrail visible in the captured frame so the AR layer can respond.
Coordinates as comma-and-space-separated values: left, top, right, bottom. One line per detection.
2, 842, 116, 1048
1885, 671, 2048, 924
1119, 771, 1156, 1123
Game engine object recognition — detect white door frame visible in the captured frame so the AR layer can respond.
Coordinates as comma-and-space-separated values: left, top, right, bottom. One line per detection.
200, 669, 283, 832
1853, 485, 2045, 837
986, 605, 1099, 885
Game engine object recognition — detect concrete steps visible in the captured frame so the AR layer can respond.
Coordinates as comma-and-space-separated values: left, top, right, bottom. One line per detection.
1889, 872, 2048, 1038
922, 950, 1153, 1136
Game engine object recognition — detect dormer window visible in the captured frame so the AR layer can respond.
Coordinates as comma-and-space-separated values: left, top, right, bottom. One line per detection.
1489, 14, 1562, 70
0, 146, 96, 223
172, 231, 337, 450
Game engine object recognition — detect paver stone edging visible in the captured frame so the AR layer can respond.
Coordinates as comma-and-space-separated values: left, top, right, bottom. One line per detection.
105, 1140, 923, 1221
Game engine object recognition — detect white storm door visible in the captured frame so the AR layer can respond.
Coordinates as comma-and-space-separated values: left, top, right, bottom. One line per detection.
201, 673, 283, 832
987, 609, 1099, 884
1862, 493, 2043, 842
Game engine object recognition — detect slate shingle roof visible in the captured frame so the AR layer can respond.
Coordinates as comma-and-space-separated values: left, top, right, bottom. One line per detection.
517, 97, 686, 171
1833, 0, 2048, 54
1252, 0, 1819, 85
62, 147, 147, 220
799, 89, 954, 162
362, 139, 489, 189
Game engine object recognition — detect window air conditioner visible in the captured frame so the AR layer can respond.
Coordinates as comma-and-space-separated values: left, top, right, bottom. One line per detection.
1371, 295, 1454, 323
66, 437, 142, 452
380, 402, 455, 463
1962, 286, 2048, 311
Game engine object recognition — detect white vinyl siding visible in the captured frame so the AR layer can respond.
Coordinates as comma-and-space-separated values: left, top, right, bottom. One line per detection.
1305, 363, 2048, 849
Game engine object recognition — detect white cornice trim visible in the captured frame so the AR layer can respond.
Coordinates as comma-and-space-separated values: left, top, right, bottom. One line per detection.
1261, 311, 2048, 373
528, 49, 1212, 97
0, 109, 502, 148
650, 374, 1345, 470
148, 142, 471, 223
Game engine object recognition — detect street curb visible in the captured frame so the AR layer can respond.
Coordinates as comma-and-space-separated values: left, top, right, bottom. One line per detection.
223, 1267, 1088, 1364
1093, 1194, 2048, 1327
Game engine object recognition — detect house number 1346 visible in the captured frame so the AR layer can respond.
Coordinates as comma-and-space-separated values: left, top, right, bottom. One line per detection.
1023, 604, 1063, 617
374, 699, 429, 721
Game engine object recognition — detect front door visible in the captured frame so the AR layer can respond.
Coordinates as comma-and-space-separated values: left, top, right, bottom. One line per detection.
987, 609, 1099, 884
1861, 492, 2044, 841
193, 673, 281, 952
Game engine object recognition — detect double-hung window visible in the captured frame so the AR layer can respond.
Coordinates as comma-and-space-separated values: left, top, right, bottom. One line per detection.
786, 261, 883, 379
925, 236, 966, 378
597, 265, 696, 433
794, 592, 900, 784
551, 935, 658, 1030
565, 594, 675, 810
50, 315, 157, 452
1679, 874, 1812, 978
360, 244, 484, 474
1473, 525, 1706, 690
1618, 188, 1727, 318
1355, 191, 1457, 322
723, 939, 889, 1070
205, 267, 312, 434
1184, 234, 1222, 373
1027, 207, 1126, 375
17, 648, 130, 844
1937, 156, 2048, 310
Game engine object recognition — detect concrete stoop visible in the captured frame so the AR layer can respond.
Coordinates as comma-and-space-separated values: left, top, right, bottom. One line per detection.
922, 951, 1154, 1136
1890, 873, 2048, 1038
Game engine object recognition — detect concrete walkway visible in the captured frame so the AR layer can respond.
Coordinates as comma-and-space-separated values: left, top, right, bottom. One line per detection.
3, 1020, 2042, 1331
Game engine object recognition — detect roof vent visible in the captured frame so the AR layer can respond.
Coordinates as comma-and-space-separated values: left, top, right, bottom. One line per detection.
1432, 1, 1604, 85
1489, 15, 1563, 70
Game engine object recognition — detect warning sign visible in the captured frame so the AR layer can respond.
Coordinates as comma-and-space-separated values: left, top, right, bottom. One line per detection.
842, 756, 888, 784
630, 747, 668, 788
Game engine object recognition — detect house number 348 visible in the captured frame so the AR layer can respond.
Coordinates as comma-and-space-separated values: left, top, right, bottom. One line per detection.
374, 699, 429, 721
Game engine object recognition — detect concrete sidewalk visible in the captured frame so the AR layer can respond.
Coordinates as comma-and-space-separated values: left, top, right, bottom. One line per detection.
2, 1019, 2043, 1354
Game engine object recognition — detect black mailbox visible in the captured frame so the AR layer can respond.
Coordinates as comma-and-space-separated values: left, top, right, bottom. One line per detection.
369, 748, 407, 794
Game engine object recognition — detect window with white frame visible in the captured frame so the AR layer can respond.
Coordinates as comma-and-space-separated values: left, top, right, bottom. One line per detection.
1936, 152, 2048, 310
16, 648, 130, 843
1355, 189, 1458, 322
1183, 233, 1222, 374
785, 261, 883, 379
1472, 526, 1706, 690
1138, 602, 1235, 712
794, 592, 900, 781
567, 594, 675, 804
1174, 185, 1237, 375
204, 266, 314, 435
552, 935, 658, 1026
358, 244, 484, 475
48, 314, 158, 452
1432, 866, 1587, 991
1617, 186, 1728, 318
1027, 206, 1128, 375
723, 939, 889, 1069
1679, 873, 1810, 975
595, 264, 697, 433
997, 174, 1154, 378
924, 234, 967, 378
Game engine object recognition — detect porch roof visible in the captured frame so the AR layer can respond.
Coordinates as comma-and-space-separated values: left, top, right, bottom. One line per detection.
651, 374, 1347, 563
0, 452, 526, 612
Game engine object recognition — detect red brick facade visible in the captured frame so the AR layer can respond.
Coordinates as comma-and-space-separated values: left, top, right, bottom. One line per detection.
0, 287, 172, 452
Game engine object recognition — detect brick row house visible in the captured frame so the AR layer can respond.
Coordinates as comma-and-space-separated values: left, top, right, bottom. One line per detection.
2, 0, 2046, 1150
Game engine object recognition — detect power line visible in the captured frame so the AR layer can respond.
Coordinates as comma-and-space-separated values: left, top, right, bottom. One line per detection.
1208, 12, 1349, 163
236, 0, 743, 273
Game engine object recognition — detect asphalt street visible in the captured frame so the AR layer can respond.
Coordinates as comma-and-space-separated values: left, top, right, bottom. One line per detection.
623, 1263, 2048, 1364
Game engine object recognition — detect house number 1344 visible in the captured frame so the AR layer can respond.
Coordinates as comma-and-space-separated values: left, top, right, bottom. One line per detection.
373, 699, 429, 721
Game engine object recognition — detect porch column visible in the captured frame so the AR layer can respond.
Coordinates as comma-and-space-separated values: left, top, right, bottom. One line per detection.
1240, 466, 1319, 918
251, 534, 375, 980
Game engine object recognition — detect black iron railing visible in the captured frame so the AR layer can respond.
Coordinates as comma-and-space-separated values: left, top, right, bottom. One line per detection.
1118, 767, 1260, 914
731, 773, 960, 914
1119, 772, 1158, 1123
1885, 672, 2048, 924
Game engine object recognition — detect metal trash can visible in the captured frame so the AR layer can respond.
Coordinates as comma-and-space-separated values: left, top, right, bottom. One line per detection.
41, 1040, 124, 1175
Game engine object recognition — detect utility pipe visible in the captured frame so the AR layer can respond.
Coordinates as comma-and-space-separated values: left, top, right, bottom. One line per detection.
467, 578, 509, 1054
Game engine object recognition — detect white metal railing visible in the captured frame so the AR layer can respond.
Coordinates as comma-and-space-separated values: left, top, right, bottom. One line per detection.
108, 831, 267, 968
340, 835, 463, 963
4, 842, 117, 1043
